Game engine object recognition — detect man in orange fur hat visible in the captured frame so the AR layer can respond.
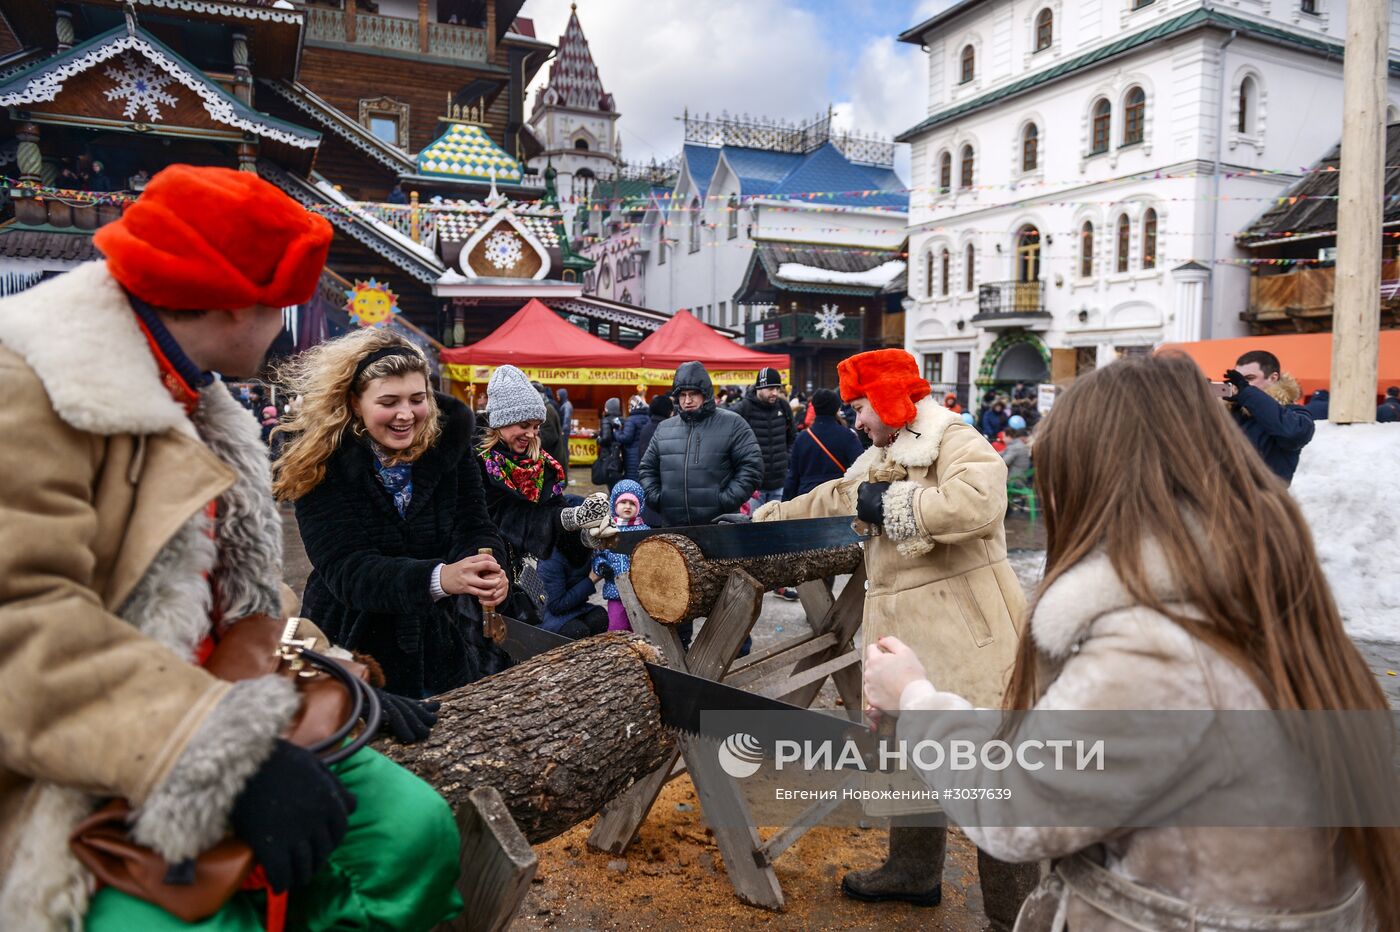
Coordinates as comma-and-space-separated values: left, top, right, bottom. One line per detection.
753, 348, 1033, 929
0, 166, 460, 931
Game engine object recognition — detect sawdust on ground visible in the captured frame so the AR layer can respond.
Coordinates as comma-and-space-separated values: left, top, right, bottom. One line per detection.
514, 776, 988, 931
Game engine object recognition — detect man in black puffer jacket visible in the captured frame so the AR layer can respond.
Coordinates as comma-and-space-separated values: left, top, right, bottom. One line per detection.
640, 360, 763, 526
736, 367, 795, 508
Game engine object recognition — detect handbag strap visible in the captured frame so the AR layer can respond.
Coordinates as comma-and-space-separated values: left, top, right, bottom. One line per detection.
805, 428, 850, 473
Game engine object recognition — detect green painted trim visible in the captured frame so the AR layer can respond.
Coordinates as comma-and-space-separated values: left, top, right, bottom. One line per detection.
897, 9, 1370, 142
975, 331, 1050, 386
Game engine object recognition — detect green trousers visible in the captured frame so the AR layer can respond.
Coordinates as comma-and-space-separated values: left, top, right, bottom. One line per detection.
85, 748, 463, 931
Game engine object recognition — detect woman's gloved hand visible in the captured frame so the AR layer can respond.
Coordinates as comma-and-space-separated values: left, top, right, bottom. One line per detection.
856, 481, 891, 527
375, 691, 438, 743
560, 492, 611, 531
229, 740, 356, 893
713, 513, 751, 524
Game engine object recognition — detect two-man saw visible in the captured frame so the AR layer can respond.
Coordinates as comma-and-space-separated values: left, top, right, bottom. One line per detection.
604, 514, 868, 558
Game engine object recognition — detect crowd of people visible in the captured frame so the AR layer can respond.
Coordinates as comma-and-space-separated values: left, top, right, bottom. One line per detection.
1, 165, 1396, 932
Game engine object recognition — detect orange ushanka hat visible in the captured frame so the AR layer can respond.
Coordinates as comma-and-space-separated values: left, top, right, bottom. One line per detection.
837, 349, 932, 430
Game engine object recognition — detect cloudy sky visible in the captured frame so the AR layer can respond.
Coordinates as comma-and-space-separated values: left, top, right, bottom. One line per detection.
519, 0, 952, 182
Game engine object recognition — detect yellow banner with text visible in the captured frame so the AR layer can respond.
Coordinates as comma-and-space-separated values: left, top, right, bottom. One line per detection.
442, 364, 790, 388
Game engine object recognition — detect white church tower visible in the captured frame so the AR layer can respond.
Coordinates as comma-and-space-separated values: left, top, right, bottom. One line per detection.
527, 5, 620, 226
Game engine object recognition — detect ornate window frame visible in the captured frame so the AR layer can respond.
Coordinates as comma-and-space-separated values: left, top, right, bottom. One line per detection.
359, 96, 410, 149
1229, 67, 1267, 153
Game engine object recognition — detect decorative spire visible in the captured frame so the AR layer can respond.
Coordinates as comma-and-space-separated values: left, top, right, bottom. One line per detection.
534, 6, 612, 114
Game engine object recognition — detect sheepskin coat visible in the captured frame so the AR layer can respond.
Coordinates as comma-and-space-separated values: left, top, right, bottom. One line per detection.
0, 262, 300, 930
896, 545, 1366, 931
755, 395, 1025, 708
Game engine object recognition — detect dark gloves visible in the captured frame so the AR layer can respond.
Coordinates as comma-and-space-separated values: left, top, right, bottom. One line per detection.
375, 690, 439, 743
856, 481, 891, 526
713, 513, 751, 524
596, 562, 616, 580
1223, 369, 1251, 396
229, 740, 356, 893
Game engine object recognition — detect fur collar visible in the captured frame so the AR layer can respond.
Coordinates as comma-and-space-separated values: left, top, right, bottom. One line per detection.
0, 261, 188, 435
1030, 541, 1182, 660
844, 395, 963, 480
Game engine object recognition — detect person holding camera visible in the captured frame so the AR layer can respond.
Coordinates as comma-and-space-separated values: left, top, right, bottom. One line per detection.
1222, 350, 1314, 485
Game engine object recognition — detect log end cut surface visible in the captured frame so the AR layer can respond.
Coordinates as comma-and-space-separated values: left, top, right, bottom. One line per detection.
630, 536, 694, 625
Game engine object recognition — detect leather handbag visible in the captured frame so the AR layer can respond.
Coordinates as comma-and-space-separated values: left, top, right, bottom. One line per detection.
69, 615, 380, 922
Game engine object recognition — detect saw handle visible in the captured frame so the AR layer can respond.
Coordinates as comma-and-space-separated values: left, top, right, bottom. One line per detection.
477, 547, 506, 645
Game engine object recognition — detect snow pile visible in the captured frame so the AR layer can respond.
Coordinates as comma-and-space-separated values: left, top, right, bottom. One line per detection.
776, 260, 905, 288
1291, 422, 1400, 643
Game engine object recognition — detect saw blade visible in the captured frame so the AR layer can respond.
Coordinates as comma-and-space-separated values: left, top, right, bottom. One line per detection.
605, 514, 867, 559
501, 615, 574, 663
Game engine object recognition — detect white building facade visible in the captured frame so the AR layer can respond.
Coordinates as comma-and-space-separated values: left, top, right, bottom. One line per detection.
898, 0, 1400, 399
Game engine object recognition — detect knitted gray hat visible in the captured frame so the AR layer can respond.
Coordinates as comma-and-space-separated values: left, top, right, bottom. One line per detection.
486, 364, 547, 428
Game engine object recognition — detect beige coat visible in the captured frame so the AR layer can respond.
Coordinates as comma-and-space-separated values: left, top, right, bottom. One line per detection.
755, 396, 1025, 708
0, 263, 298, 929
897, 545, 1367, 931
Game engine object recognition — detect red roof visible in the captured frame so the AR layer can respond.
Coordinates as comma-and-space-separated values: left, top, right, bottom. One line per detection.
635, 310, 791, 371
440, 299, 640, 368
1157, 331, 1400, 397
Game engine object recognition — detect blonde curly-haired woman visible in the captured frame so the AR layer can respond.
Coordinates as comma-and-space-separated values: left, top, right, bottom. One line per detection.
275, 328, 509, 698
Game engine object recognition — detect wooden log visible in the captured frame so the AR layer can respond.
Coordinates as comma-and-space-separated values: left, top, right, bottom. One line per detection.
434, 786, 536, 932
629, 534, 863, 624
376, 632, 674, 843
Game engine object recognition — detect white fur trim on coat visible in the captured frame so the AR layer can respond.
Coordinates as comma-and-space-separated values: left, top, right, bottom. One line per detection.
880, 480, 936, 558
132, 676, 299, 862
843, 395, 965, 482
0, 261, 187, 435
1030, 541, 1182, 660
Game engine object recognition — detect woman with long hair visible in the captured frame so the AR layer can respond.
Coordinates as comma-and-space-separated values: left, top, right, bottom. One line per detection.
476, 365, 610, 577
275, 329, 510, 697
865, 353, 1398, 930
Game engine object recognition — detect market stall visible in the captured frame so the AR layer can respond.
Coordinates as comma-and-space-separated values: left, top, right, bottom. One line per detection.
440, 299, 647, 465
634, 309, 791, 386
1157, 331, 1400, 397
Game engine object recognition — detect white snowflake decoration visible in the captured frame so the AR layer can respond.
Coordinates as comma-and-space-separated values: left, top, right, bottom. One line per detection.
482, 229, 525, 270
103, 53, 179, 121
814, 304, 846, 340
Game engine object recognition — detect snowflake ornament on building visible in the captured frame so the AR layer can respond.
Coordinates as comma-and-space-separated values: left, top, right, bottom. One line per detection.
482, 230, 525, 271
814, 304, 846, 340
103, 53, 180, 121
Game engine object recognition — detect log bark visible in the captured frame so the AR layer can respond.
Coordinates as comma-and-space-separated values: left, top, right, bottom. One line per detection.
376, 632, 674, 843
630, 534, 863, 624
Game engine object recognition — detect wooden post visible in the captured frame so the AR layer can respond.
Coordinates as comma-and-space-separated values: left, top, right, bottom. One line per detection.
418, 0, 429, 53
15, 122, 41, 184
1331, 0, 1388, 423
345, 0, 357, 43
485, 0, 496, 59
55, 9, 74, 51
409, 189, 421, 242
231, 33, 252, 106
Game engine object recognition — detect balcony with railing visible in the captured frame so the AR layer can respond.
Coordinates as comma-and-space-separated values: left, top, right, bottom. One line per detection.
304, 6, 488, 64
973, 280, 1051, 329
746, 311, 862, 346
1245, 261, 1400, 334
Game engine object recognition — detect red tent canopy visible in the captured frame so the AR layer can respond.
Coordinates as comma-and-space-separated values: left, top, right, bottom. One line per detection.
440, 299, 641, 368
635, 309, 790, 371
1156, 331, 1400, 397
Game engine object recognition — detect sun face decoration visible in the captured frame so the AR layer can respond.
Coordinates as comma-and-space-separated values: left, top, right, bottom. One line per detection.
345, 279, 400, 328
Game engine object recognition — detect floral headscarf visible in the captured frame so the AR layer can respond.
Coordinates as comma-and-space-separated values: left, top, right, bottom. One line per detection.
481, 446, 565, 502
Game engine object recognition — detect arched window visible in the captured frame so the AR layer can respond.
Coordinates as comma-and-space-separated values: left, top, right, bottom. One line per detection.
574, 138, 590, 151
1115, 213, 1131, 273
1090, 98, 1111, 154
1238, 77, 1257, 134
1035, 9, 1053, 51
960, 145, 975, 189
940, 248, 951, 296
1141, 208, 1158, 270
960, 45, 975, 84
938, 151, 952, 194
1021, 124, 1039, 172
1123, 86, 1146, 145
964, 243, 976, 292
925, 251, 935, 298
1079, 221, 1094, 278
727, 195, 739, 239
688, 197, 701, 253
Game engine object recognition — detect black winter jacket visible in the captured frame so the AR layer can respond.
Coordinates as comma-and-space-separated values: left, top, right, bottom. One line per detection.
297, 393, 508, 698
1230, 384, 1315, 485
639, 362, 763, 525
782, 415, 865, 499
478, 444, 590, 567
736, 394, 794, 491
636, 413, 667, 462
616, 410, 651, 480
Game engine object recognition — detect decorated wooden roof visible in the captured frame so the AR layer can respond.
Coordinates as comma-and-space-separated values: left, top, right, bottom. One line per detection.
0, 25, 318, 153
415, 121, 524, 184
433, 198, 560, 247
533, 7, 612, 114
